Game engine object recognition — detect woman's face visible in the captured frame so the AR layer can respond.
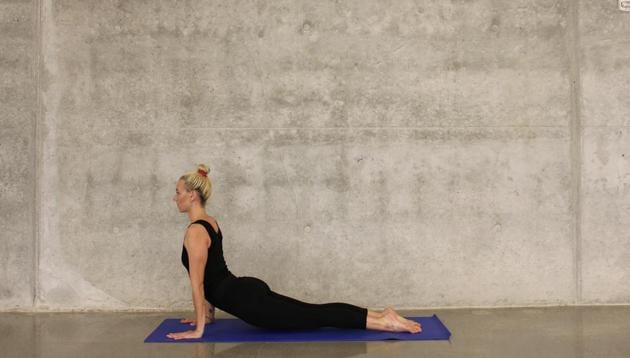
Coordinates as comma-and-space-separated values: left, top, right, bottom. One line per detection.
173, 180, 193, 212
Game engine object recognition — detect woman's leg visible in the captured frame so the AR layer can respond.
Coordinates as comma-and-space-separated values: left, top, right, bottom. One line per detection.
223, 277, 365, 330
262, 290, 367, 330
225, 277, 420, 332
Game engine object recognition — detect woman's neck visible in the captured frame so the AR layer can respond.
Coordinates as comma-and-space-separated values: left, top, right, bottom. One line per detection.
187, 206, 208, 222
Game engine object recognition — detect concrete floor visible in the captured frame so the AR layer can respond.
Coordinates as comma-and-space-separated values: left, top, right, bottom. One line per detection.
2, 306, 630, 358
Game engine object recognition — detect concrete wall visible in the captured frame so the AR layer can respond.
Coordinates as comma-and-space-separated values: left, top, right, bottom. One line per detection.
0, 0, 628, 311
580, 1, 630, 304
0, 0, 36, 309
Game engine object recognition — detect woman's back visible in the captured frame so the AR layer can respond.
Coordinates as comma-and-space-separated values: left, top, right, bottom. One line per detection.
180, 219, 233, 302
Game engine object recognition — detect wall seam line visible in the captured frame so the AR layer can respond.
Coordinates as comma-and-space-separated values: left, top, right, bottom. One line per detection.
32, 0, 42, 309
567, 0, 583, 304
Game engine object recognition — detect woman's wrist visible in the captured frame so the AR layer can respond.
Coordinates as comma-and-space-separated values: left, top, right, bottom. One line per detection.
194, 315, 205, 333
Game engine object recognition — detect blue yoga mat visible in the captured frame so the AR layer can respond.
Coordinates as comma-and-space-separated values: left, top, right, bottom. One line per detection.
144, 315, 451, 343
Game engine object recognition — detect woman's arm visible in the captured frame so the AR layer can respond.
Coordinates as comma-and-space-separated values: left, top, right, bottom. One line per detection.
167, 225, 210, 340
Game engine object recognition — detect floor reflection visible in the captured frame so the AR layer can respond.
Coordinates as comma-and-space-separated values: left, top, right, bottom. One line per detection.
2, 307, 630, 358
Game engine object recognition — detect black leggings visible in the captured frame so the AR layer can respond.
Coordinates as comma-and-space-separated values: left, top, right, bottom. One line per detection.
212, 276, 367, 330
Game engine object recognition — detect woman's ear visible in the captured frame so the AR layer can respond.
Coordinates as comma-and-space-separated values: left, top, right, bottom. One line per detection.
190, 190, 200, 203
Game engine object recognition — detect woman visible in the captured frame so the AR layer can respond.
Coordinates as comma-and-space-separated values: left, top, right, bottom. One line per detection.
167, 164, 422, 340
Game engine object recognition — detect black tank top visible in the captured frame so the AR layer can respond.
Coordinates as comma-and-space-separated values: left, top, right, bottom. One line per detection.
181, 219, 234, 301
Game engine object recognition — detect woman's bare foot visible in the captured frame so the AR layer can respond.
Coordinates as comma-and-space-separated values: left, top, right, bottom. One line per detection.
366, 307, 422, 333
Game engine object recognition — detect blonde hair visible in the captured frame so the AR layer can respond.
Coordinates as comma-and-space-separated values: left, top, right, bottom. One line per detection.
180, 164, 212, 206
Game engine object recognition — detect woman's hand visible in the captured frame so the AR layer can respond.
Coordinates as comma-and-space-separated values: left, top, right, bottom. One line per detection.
180, 305, 215, 326
166, 329, 204, 340
179, 313, 215, 326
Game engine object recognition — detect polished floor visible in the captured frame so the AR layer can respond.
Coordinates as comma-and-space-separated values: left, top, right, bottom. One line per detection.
2, 306, 630, 358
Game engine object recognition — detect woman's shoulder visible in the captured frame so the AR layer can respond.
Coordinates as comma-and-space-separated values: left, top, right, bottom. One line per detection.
188, 216, 220, 235
205, 215, 219, 226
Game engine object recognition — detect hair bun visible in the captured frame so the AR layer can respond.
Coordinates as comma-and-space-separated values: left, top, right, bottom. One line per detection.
197, 164, 209, 177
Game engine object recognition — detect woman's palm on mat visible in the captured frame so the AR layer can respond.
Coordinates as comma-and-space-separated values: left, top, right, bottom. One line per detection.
180, 316, 214, 326
180, 310, 215, 326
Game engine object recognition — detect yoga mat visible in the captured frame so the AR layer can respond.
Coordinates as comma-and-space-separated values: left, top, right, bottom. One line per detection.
144, 315, 451, 343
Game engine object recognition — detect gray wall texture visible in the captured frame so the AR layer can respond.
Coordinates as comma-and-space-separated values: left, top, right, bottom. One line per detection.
0, 0, 628, 311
